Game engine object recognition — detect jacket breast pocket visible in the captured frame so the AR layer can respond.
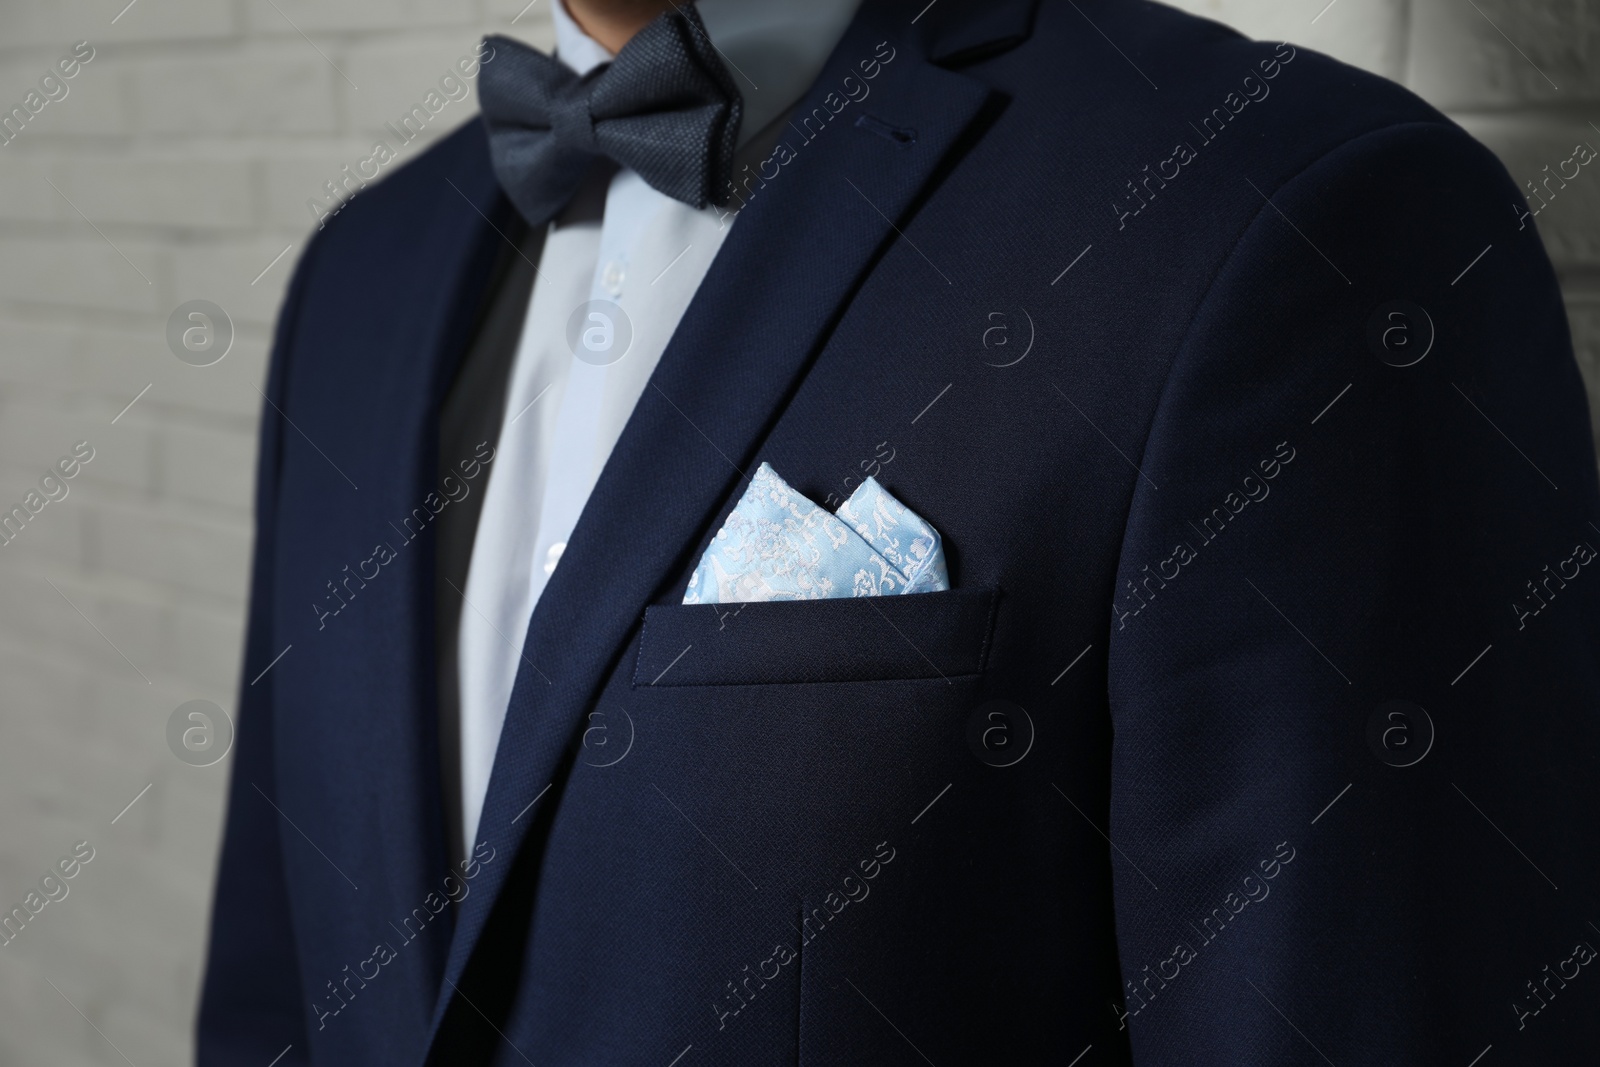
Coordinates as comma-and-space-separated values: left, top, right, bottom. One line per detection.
631, 587, 1000, 687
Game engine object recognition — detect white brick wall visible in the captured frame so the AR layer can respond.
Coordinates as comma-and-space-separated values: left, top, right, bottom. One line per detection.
0, 2, 553, 1063
0, 1, 1591, 1064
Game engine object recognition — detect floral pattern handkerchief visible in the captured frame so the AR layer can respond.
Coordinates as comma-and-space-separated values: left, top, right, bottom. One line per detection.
684, 463, 949, 604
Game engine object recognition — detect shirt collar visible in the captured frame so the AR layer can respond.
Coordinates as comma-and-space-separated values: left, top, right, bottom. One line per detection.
550, 0, 863, 146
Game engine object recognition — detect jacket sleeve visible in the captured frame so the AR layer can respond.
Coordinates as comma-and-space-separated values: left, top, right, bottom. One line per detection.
195, 235, 321, 1066
1107, 120, 1600, 1063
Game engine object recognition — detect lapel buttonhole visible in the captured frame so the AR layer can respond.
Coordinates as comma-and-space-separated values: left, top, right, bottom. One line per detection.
855, 113, 917, 147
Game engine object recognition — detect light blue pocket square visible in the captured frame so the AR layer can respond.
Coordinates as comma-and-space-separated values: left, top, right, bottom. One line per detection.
684, 463, 949, 604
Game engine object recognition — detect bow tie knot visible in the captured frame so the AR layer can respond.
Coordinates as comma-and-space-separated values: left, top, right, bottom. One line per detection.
547, 89, 597, 153
479, 7, 743, 227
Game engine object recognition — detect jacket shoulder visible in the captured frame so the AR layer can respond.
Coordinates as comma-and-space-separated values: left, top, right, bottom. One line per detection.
993, 0, 1452, 173
300, 116, 501, 273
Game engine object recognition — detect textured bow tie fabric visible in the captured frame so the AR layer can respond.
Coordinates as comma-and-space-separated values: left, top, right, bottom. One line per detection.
478, 8, 742, 227
684, 463, 949, 604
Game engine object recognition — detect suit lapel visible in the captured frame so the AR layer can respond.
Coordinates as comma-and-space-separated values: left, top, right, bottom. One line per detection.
425, 0, 1005, 1049
276, 121, 521, 1047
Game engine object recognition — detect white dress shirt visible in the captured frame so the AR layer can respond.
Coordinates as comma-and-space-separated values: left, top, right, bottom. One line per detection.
455, 0, 862, 855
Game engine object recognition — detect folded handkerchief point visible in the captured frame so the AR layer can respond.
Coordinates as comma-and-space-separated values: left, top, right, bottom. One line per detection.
684, 462, 949, 605
836, 475, 949, 595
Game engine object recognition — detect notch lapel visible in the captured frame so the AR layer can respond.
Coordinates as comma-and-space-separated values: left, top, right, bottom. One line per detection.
424, 2, 1002, 1052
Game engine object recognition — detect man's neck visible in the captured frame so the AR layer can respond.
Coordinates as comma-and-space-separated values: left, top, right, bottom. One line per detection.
561, 0, 677, 54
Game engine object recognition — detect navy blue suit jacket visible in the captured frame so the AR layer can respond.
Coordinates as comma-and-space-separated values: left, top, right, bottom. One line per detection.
199, 0, 1600, 1063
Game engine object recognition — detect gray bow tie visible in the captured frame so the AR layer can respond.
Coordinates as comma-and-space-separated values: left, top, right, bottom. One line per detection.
478, 8, 743, 227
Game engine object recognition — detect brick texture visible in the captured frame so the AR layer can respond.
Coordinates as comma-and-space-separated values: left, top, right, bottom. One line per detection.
0, 3, 552, 1064
0, 1, 1590, 1064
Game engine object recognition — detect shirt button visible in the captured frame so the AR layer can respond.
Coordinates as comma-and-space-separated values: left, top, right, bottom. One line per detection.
600, 261, 625, 297
544, 541, 566, 576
